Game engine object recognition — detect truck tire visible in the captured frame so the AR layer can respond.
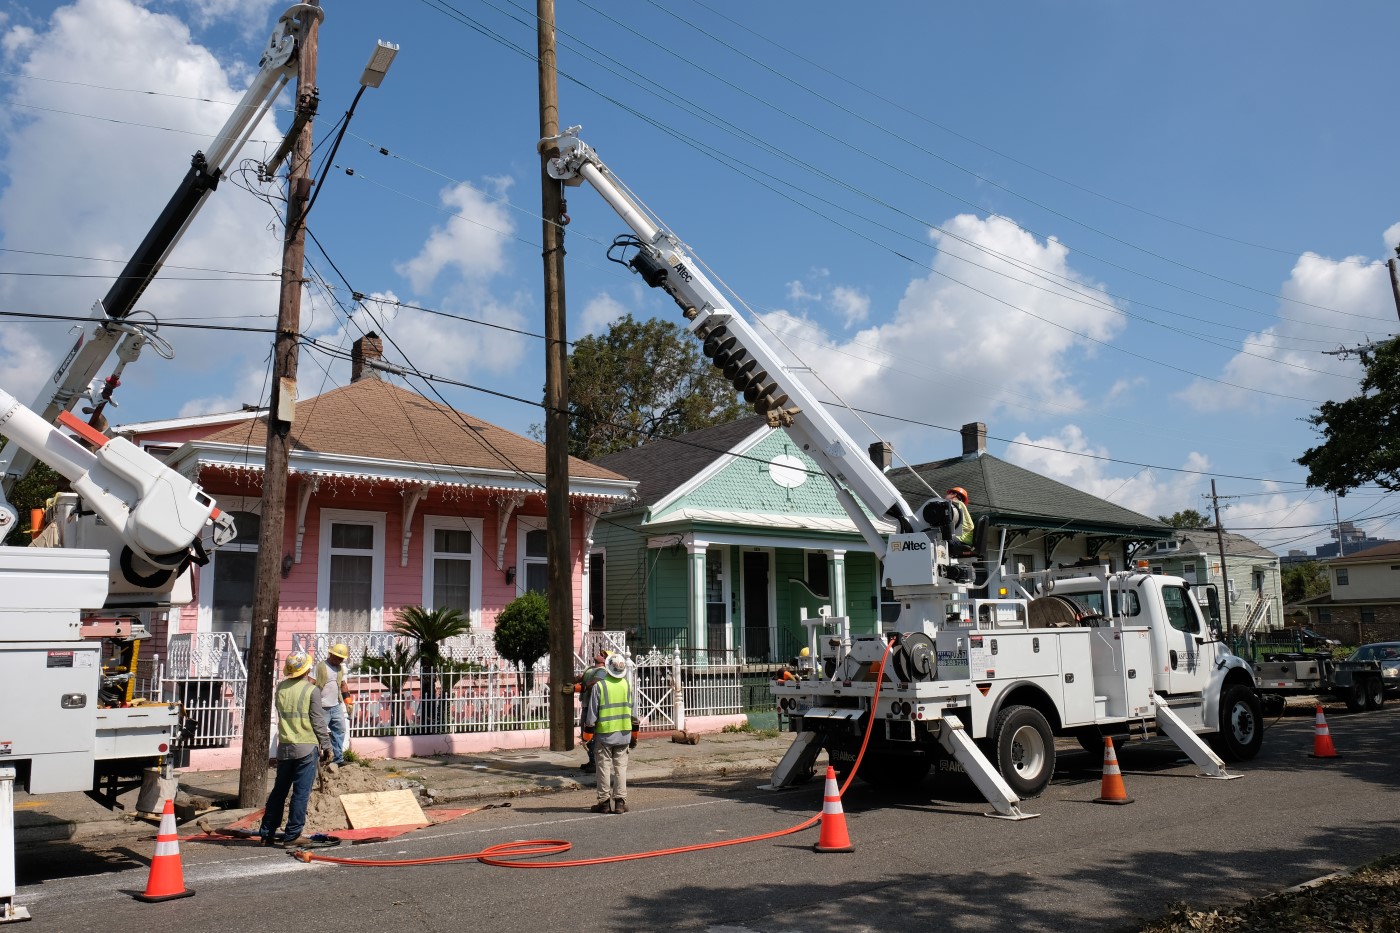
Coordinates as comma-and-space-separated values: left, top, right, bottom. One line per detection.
1364, 675, 1385, 711
1212, 684, 1263, 761
991, 705, 1055, 798
1345, 681, 1367, 713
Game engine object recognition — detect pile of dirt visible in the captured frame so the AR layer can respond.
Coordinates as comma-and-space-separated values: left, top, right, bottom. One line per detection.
300, 763, 398, 834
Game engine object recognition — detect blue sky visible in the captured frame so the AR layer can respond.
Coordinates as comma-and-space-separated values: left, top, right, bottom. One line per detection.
2, 0, 1397, 556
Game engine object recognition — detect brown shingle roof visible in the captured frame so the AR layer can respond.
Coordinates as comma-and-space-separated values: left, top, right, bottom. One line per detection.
198, 378, 623, 481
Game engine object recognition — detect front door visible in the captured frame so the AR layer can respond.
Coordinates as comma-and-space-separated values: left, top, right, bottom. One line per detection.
742, 551, 772, 662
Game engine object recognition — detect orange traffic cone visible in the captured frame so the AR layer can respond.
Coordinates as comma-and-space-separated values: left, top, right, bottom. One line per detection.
1308, 705, 1342, 759
133, 799, 195, 902
813, 765, 855, 853
1093, 737, 1134, 805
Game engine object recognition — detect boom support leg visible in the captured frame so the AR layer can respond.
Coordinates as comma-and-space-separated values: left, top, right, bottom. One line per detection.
1150, 693, 1240, 780
937, 719, 1038, 820
761, 731, 825, 790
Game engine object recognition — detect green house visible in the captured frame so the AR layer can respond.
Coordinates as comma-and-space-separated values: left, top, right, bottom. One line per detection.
591, 417, 893, 662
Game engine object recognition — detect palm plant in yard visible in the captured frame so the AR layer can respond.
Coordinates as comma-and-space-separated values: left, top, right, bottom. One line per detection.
392, 605, 474, 729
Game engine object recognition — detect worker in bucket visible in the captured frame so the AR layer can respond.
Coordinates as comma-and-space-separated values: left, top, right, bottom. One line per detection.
314, 643, 353, 765
260, 650, 333, 847
575, 649, 609, 773
946, 487, 974, 546
580, 652, 637, 814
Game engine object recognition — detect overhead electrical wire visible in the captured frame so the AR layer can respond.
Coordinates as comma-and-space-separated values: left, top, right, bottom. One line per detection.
478, 0, 1391, 325
671, 0, 1376, 267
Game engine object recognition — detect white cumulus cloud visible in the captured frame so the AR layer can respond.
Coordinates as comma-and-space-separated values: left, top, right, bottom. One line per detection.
395, 178, 516, 293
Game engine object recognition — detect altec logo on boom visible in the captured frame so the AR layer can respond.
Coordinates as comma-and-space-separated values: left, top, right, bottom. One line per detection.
890, 540, 929, 552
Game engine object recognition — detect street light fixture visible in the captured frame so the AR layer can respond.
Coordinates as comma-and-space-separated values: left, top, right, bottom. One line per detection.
359, 40, 399, 88
299, 39, 399, 224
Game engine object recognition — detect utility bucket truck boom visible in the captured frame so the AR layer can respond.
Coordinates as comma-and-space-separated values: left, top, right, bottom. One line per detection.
541, 127, 1262, 820
0, 6, 318, 921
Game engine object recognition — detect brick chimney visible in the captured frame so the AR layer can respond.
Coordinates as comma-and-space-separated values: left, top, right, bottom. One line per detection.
961, 422, 987, 458
868, 440, 892, 471
351, 332, 383, 382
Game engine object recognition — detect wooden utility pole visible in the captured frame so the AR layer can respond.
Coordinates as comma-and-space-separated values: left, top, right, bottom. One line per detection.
1209, 479, 1234, 639
1388, 253, 1400, 322
239, 6, 320, 806
538, 0, 574, 752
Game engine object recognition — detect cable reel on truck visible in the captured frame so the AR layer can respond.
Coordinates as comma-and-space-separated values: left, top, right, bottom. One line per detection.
890, 632, 937, 683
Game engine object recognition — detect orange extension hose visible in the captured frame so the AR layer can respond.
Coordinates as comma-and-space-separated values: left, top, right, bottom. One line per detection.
294, 642, 894, 870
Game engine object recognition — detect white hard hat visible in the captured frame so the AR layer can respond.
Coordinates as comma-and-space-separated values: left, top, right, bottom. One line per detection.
605, 654, 628, 678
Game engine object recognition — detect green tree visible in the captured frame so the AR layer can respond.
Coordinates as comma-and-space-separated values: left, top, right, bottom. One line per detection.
1158, 508, 1211, 529
1281, 561, 1329, 604
0, 448, 62, 546
563, 314, 744, 460
1298, 337, 1400, 493
391, 606, 472, 729
493, 591, 550, 693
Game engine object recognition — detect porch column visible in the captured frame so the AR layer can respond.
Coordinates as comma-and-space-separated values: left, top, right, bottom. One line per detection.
827, 549, 848, 617
687, 542, 708, 653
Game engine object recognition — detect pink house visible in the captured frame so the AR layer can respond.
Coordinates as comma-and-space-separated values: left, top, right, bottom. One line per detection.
118, 337, 634, 664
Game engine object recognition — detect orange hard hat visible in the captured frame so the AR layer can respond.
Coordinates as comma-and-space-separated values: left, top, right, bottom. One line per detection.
947, 486, 969, 504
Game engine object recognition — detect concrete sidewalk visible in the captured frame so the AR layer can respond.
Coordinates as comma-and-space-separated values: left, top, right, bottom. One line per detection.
14, 729, 797, 847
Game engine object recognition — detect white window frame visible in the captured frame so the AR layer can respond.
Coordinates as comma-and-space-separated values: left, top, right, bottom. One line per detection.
704, 546, 732, 640
421, 515, 484, 628
316, 508, 386, 634
515, 515, 548, 597
1182, 561, 1197, 584
196, 494, 260, 635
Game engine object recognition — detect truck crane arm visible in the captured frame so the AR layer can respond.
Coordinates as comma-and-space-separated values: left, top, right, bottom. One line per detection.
0, 386, 235, 581
0, 3, 324, 497
541, 127, 968, 591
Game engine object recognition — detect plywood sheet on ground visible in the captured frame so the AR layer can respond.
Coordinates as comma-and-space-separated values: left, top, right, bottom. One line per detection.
340, 789, 427, 829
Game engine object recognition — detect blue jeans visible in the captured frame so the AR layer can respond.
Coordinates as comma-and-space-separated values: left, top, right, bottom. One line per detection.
324, 704, 347, 764
261, 751, 318, 842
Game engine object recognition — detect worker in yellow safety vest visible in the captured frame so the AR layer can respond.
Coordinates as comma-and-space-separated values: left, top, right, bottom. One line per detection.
580, 652, 637, 814
260, 651, 332, 847
946, 487, 974, 546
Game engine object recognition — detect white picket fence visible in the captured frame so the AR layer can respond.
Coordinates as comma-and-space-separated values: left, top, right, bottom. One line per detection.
152, 631, 741, 748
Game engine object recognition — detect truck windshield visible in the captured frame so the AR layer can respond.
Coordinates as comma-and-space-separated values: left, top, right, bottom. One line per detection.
1077, 589, 1140, 617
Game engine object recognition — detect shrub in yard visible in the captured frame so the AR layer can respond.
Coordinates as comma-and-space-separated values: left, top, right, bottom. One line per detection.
494, 591, 550, 692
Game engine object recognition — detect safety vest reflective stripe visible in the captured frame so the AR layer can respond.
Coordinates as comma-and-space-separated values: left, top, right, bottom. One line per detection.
276, 679, 318, 745
595, 678, 632, 735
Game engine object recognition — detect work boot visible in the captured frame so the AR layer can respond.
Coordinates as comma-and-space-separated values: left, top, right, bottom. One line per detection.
280, 833, 308, 848
612, 799, 628, 814
579, 762, 595, 773
590, 800, 613, 814
262, 833, 276, 847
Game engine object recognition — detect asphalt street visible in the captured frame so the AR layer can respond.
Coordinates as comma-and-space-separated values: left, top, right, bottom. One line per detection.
14, 707, 1400, 932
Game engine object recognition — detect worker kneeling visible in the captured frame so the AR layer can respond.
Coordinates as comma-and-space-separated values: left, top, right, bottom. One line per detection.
581, 653, 637, 814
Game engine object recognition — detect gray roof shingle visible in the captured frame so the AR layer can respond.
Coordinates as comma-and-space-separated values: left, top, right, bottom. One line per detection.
592, 416, 767, 508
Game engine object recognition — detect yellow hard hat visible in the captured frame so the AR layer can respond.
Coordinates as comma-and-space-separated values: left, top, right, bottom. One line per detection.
283, 651, 313, 678
329, 643, 350, 660
799, 647, 811, 657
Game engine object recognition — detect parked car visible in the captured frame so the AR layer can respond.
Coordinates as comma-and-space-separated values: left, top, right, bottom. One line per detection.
1346, 642, 1400, 696
1297, 628, 1341, 648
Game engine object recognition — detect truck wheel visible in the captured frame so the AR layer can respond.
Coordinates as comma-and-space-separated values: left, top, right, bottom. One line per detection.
1345, 681, 1367, 713
1364, 676, 1385, 711
991, 705, 1055, 798
1213, 684, 1263, 761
